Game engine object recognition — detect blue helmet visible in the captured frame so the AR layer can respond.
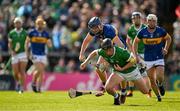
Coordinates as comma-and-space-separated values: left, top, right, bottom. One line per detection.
88, 17, 101, 29
101, 38, 113, 50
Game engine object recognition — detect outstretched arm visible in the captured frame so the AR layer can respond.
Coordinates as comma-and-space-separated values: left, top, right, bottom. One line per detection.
80, 50, 98, 70
79, 33, 93, 61
112, 27, 124, 48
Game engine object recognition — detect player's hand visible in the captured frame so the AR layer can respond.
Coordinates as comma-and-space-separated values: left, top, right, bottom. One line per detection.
80, 62, 87, 70
162, 48, 168, 55
79, 54, 86, 62
135, 55, 140, 63
95, 91, 104, 97
114, 64, 124, 71
11, 51, 16, 56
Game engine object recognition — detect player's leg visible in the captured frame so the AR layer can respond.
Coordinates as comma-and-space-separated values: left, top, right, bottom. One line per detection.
95, 69, 107, 86
12, 63, 20, 84
122, 68, 149, 95
120, 80, 127, 104
36, 62, 46, 92
32, 62, 44, 92
143, 75, 152, 97
105, 73, 124, 105
11, 55, 21, 92
156, 65, 165, 96
127, 81, 134, 97
36, 56, 47, 92
19, 61, 27, 92
96, 56, 108, 89
18, 53, 28, 93
133, 77, 149, 94
31, 62, 40, 92
138, 55, 152, 97
147, 67, 161, 101
96, 56, 127, 100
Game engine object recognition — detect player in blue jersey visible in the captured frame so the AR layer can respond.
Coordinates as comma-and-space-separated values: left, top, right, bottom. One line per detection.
25, 16, 52, 93
133, 14, 172, 101
79, 17, 127, 103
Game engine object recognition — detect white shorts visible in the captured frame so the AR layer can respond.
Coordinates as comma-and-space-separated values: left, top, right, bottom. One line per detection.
11, 52, 28, 64
114, 68, 142, 81
145, 59, 164, 70
140, 71, 148, 77
32, 55, 47, 65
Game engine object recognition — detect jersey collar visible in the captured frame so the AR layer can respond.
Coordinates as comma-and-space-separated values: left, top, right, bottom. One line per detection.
134, 23, 142, 31
110, 47, 116, 58
15, 28, 23, 33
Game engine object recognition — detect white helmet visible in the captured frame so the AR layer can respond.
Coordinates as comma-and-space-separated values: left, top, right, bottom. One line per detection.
147, 14, 157, 21
14, 17, 23, 24
131, 12, 142, 19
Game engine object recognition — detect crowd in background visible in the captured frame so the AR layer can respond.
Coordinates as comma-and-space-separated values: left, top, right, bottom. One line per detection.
0, 0, 179, 76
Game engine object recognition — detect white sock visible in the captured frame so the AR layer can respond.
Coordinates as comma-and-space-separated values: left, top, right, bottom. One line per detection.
114, 93, 119, 98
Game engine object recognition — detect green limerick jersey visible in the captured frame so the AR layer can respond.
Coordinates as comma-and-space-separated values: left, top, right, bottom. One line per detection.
8, 29, 27, 54
98, 46, 136, 74
127, 24, 146, 54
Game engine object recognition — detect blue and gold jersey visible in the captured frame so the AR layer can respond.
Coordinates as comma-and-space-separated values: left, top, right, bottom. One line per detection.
89, 24, 126, 47
29, 28, 49, 55
137, 26, 167, 61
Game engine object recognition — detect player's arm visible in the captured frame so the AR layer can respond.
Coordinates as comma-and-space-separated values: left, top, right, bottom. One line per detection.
25, 36, 31, 58
80, 49, 98, 70
126, 35, 132, 52
8, 37, 14, 56
132, 36, 141, 62
79, 33, 93, 61
47, 39, 52, 48
114, 52, 136, 71
112, 27, 124, 48
162, 33, 172, 55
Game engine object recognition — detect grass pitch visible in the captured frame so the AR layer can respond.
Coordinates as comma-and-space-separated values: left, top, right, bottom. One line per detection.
0, 91, 180, 111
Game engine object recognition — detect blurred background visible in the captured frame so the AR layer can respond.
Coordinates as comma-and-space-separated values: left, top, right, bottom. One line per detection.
0, 0, 179, 91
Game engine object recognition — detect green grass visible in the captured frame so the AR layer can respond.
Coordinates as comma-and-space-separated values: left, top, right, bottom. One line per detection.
0, 91, 180, 111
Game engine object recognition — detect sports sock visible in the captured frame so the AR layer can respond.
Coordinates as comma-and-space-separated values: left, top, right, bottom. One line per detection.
114, 93, 119, 98
102, 82, 106, 86
157, 95, 161, 98
158, 82, 163, 87
121, 88, 126, 95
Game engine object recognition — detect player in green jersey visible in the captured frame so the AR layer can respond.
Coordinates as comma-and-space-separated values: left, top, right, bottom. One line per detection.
80, 38, 150, 105
8, 17, 28, 93
126, 12, 151, 97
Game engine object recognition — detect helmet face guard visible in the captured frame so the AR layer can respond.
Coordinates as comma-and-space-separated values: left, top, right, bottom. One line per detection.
88, 17, 102, 35
89, 25, 102, 35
